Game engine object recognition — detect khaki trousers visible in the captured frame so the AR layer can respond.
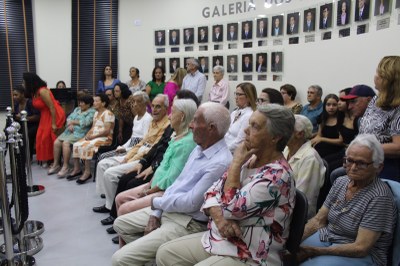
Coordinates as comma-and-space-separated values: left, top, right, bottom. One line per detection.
156, 232, 246, 266
112, 207, 207, 266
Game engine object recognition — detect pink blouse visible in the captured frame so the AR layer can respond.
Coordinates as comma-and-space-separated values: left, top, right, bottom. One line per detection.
163, 81, 180, 114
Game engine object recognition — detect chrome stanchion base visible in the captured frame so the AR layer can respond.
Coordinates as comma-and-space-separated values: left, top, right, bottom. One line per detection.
0, 236, 43, 256
0, 219, 15, 235
24, 221, 44, 237
0, 255, 35, 265
27, 185, 45, 197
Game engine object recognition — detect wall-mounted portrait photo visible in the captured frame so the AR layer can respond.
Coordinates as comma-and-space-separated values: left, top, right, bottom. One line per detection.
198, 57, 209, 74
154, 58, 166, 70
271, 15, 284, 37
337, 0, 351, 26
255, 53, 267, 73
355, 0, 370, 21
287, 12, 300, 35
304, 8, 316, 32
374, 0, 390, 16
227, 23, 238, 41
169, 29, 180, 46
320, 3, 333, 29
154, 30, 166, 46
242, 54, 253, 72
197, 26, 208, 43
271, 52, 283, 72
256, 18, 268, 38
212, 25, 223, 42
212, 56, 223, 68
183, 28, 194, 45
169, 57, 180, 74
227, 55, 238, 73
241, 20, 253, 40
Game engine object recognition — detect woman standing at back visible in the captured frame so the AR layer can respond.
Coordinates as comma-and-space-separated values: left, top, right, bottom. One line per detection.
163, 67, 187, 114
97, 65, 120, 94
23, 72, 66, 167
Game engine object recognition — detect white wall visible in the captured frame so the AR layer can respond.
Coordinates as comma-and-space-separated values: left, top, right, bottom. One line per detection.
33, 0, 400, 105
32, 0, 71, 88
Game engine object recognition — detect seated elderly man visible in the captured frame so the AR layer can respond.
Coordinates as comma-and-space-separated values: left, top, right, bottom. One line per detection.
284, 115, 326, 218
93, 94, 170, 214
156, 104, 296, 266
111, 102, 232, 265
298, 134, 396, 266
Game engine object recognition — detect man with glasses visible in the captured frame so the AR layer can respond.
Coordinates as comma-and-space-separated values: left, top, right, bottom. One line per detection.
182, 58, 207, 102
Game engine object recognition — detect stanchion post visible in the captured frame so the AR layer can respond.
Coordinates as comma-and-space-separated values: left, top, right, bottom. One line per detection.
0, 132, 15, 266
20, 111, 45, 196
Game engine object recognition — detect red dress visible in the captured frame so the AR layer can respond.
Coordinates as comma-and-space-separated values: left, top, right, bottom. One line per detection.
32, 87, 66, 161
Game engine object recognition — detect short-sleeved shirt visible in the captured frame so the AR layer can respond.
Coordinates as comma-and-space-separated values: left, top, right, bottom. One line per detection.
300, 102, 323, 133
359, 96, 400, 143
146, 80, 165, 101
320, 176, 396, 266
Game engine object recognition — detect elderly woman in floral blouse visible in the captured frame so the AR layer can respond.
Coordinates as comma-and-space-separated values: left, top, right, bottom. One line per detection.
156, 104, 296, 266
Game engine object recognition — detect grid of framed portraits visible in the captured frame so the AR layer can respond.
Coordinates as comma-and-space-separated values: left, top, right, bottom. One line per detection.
154, 0, 397, 79
154, 52, 284, 80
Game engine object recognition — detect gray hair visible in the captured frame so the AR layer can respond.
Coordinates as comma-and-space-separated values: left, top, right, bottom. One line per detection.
294, 115, 313, 139
257, 104, 295, 151
200, 102, 231, 138
309, 85, 323, 97
346, 134, 384, 168
154, 93, 169, 108
190, 58, 200, 69
132, 91, 149, 103
173, 99, 198, 130
213, 65, 225, 75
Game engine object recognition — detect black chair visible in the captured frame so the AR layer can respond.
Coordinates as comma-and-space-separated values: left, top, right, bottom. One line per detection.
284, 189, 309, 266
316, 159, 330, 211
92, 118, 119, 182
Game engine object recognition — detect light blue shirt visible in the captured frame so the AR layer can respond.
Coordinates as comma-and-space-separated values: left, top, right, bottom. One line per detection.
152, 138, 232, 221
182, 70, 207, 102
301, 102, 323, 133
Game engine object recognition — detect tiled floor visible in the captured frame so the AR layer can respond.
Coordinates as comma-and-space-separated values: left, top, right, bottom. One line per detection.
0, 112, 118, 265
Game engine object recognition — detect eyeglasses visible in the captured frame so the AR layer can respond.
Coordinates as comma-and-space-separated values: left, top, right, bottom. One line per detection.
343, 157, 373, 169
234, 92, 246, 97
256, 98, 269, 104
105, 93, 113, 97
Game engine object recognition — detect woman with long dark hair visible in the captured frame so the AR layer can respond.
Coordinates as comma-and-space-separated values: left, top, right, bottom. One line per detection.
23, 72, 66, 167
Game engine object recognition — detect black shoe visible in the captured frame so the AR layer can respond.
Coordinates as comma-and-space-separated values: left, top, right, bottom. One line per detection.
76, 174, 92, 184
112, 236, 119, 244
66, 171, 83, 181
100, 194, 106, 199
101, 216, 115, 225
106, 226, 116, 234
92, 205, 110, 213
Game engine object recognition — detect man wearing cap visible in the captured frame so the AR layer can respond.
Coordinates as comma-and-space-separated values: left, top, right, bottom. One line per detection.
301, 85, 323, 134
330, 84, 376, 184
341, 84, 376, 121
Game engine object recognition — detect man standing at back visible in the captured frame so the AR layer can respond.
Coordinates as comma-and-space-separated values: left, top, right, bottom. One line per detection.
182, 58, 207, 102
112, 102, 233, 266
301, 85, 323, 134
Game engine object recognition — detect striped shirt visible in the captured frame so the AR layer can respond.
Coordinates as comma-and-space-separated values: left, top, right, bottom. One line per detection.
320, 176, 396, 266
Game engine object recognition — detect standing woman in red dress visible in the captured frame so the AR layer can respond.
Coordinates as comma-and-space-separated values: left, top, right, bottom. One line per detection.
23, 72, 66, 167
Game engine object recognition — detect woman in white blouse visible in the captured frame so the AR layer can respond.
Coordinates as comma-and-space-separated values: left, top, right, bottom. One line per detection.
224, 82, 257, 153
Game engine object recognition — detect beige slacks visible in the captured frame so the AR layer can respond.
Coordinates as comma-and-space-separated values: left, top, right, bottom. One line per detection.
112, 207, 207, 266
156, 232, 246, 266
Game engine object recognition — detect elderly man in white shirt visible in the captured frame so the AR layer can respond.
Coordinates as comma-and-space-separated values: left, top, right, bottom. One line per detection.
182, 58, 207, 102
283, 114, 326, 218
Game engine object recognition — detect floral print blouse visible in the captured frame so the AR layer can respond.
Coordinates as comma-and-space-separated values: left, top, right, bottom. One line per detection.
201, 158, 295, 265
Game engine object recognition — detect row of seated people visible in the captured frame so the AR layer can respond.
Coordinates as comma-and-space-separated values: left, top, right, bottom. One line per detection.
79, 88, 395, 265
14, 57, 400, 264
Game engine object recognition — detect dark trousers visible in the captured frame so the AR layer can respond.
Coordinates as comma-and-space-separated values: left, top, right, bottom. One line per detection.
109, 171, 153, 218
